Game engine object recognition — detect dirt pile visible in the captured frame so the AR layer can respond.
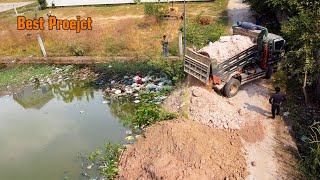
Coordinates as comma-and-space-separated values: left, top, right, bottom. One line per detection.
118, 119, 248, 180
165, 86, 245, 129
198, 35, 254, 63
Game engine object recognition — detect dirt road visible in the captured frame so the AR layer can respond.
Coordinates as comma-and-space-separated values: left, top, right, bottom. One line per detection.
0, 1, 34, 13
118, 0, 299, 179
227, 0, 254, 24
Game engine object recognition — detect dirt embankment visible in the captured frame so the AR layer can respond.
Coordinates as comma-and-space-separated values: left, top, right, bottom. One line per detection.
118, 119, 248, 180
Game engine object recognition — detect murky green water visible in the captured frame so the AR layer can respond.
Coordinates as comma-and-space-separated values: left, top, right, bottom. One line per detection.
0, 81, 131, 180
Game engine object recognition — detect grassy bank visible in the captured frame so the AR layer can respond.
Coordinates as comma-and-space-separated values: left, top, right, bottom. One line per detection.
0, 0, 229, 57
273, 70, 320, 179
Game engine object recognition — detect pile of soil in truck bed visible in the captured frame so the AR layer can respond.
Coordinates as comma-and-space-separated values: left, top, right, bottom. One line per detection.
118, 119, 248, 180
198, 35, 255, 63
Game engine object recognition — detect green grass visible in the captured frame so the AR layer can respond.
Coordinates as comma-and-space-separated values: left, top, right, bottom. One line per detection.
0, 65, 54, 88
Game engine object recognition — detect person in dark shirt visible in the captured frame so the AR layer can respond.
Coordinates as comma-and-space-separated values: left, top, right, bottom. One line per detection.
269, 87, 286, 119
161, 35, 169, 58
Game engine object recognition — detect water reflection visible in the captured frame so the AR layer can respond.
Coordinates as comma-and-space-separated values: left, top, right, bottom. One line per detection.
13, 85, 54, 109
0, 80, 129, 180
13, 81, 96, 109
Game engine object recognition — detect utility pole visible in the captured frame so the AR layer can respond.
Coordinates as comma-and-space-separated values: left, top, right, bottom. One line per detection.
183, 0, 186, 57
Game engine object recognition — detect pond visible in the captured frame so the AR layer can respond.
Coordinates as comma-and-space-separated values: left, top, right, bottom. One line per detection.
0, 80, 133, 180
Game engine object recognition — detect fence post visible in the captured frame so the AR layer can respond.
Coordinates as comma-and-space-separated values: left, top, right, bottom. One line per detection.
13, 4, 18, 16
179, 31, 183, 58
37, 34, 47, 58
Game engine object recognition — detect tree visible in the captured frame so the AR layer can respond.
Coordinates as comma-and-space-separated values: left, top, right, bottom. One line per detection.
281, 1, 320, 85
38, 0, 47, 10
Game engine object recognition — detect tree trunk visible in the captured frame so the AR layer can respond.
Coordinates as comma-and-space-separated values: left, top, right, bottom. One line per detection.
303, 70, 308, 104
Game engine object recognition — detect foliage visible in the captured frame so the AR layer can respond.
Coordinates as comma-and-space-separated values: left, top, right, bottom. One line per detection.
148, 59, 186, 84
143, 3, 166, 22
87, 143, 122, 179
130, 103, 176, 127
185, 19, 225, 48
300, 123, 320, 178
51, 1, 55, 8
68, 43, 87, 56
38, 0, 47, 10
247, 0, 320, 84
281, 1, 320, 83
133, 0, 141, 5
0, 65, 54, 89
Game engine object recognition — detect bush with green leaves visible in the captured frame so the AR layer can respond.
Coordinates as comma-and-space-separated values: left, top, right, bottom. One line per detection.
148, 59, 186, 84
144, 3, 166, 22
38, 0, 47, 10
130, 103, 176, 127
185, 19, 225, 48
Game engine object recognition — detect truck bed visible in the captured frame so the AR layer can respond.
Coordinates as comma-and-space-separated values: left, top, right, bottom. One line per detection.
184, 45, 259, 84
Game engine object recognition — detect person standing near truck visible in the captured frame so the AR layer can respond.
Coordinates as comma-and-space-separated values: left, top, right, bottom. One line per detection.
162, 35, 169, 58
269, 87, 286, 119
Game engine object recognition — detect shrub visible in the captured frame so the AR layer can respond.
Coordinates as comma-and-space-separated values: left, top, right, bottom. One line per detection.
149, 58, 186, 84
38, 0, 47, 10
144, 3, 166, 22
131, 103, 177, 127
51, 1, 56, 8
68, 43, 87, 56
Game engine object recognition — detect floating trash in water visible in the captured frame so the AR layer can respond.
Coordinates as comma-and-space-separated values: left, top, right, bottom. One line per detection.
126, 130, 132, 135
125, 136, 134, 141
86, 164, 94, 170
80, 111, 85, 114
102, 100, 110, 104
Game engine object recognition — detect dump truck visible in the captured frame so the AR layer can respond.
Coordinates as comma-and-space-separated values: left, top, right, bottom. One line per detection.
184, 25, 286, 97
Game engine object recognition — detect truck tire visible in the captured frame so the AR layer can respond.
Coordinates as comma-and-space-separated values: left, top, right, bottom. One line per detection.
266, 67, 273, 79
223, 78, 241, 98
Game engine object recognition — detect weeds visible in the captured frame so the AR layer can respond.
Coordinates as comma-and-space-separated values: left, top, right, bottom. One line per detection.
300, 123, 320, 178
68, 43, 87, 56
144, 3, 166, 22
86, 143, 122, 179
148, 59, 186, 84
185, 19, 225, 48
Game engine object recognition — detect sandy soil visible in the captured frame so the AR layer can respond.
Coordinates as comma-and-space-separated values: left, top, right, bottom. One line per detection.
0, 1, 34, 13
117, 0, 300, 179
118, 119, 248, 180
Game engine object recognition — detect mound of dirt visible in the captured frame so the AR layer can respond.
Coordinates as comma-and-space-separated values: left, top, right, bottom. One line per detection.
198, 35, 254, 63
118, 119, 248, 180
165, 86, 245, 129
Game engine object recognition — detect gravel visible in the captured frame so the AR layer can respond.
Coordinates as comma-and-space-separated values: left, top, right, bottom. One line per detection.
198, 35, 255, 63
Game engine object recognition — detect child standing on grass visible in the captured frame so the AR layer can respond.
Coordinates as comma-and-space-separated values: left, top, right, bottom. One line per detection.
162, 35, 169, 58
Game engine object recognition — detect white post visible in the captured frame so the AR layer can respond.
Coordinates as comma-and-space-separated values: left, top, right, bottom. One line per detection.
179, 31, 183, 58
37, 34, 47, 58
13, 4, 18, 16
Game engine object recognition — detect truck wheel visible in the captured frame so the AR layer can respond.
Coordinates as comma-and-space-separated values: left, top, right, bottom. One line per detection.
223, 78, 241, 98
266, 67, 273, 79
